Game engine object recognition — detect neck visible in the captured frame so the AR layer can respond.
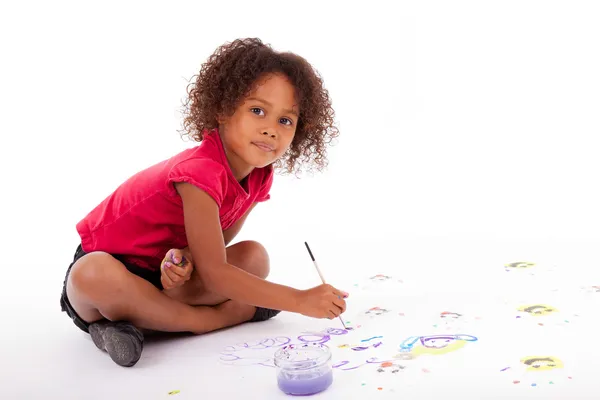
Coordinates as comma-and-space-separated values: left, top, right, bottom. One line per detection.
218, 128, 253, 181
225, 148, 253, 181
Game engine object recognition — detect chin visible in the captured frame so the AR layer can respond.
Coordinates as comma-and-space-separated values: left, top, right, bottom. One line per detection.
245, 155, 276, 169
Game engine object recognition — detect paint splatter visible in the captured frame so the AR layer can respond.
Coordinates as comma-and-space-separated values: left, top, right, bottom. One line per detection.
513, 380, 520, 384
338, 344, 349, 349
351, 346, 370, 351
361, 382, 366, 386
377, 387, 383, 391
500, 367, 510, 372
168, 390, 180, 395
531, 383, 537, 387
361, 336, 383, 342
381, 362, 394, 368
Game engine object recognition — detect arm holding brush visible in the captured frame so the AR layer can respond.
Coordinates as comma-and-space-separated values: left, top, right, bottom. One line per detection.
176, 183, 347, 319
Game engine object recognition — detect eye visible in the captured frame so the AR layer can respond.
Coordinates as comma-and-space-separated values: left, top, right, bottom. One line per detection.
280, 117, 293, 126
250, 107, 264, 116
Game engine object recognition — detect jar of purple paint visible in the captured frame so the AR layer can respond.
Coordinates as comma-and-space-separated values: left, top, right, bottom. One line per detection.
274, 343, 333, 396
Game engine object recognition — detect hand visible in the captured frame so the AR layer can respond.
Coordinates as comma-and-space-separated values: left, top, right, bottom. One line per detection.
296, 284, 348, 319
160, 248, 193, 290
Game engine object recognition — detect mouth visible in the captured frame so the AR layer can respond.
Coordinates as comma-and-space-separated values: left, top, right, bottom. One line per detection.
252, 141, 275, 152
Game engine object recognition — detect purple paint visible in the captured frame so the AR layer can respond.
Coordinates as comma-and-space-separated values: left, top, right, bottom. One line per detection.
351, 346, 370, 351
274, 343, 333, 396
297, 334, 331, 344
277, 369, 333, 396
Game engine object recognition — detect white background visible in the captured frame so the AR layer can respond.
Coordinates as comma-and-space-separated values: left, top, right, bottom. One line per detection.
1, 1, 599, 398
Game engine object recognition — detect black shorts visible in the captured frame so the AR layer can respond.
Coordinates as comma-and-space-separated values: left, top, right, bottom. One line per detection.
60, 244, 163, 333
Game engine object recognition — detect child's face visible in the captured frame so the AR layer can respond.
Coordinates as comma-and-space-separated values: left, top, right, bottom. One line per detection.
219, 73, 298, 179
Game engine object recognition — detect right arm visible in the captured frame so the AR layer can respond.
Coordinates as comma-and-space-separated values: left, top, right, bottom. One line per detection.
176, 182, 304, 312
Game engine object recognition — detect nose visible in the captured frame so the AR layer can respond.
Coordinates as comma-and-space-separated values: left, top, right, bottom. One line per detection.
261, 129, 276, 139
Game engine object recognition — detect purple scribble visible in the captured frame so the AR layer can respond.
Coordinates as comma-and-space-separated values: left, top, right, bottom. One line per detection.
373, 342, 383, 348
326, 328, 349, 336
297, 333, 331, 344
351, 346, 370, 351
500, 367, 510, 372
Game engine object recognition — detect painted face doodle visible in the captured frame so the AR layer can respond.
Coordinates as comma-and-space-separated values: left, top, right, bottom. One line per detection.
366, 307, 390, 316
377, 361, 406, 374
505, 261, 536, 270
521, 356, 564, 372
370, 274, 392, 281
518, 304, 558, 317
397, 334, 478, 358
440, 312, 462, 320
502, 356, 572, 386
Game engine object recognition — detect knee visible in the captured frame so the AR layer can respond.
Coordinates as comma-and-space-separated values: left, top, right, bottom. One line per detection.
68, 252, 125, 298
235, 240, 270, 279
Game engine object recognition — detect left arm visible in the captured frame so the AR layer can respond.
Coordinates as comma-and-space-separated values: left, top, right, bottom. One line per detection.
181, 203, 257, 262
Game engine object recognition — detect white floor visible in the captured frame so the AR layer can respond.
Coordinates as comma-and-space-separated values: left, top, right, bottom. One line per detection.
5, 236, 600, 399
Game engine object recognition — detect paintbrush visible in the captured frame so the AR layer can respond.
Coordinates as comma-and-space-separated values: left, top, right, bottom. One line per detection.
304, 241, 348, 330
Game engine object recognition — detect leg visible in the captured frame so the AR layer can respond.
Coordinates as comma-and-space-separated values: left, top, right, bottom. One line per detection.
66, 252, 256, 334
164, 240, 270, 306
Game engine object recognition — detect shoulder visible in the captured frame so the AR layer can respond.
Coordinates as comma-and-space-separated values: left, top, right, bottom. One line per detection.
165, 149, 229, 206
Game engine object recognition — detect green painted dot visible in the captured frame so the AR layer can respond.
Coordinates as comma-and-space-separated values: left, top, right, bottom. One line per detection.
361, 383, 366, 386
565, 320, 570, 323
549, 381, 554, 384
433, 324, 438, 328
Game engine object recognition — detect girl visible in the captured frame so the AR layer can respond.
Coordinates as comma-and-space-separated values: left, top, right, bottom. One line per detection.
60, 38, 348, 367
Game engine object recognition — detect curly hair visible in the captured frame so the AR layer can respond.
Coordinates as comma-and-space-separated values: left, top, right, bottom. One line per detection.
180, 38, 339, 174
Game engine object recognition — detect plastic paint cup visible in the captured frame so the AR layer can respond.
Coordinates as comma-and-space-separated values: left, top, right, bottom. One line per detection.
274, 343, 333, 396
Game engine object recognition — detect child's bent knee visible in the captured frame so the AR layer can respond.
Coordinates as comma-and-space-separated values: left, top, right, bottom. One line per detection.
68, 252, 128, 296
234, 240, 270, 279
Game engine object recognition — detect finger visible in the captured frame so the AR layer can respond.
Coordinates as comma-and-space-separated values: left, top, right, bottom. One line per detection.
170, 249, 184, 265
328, 310, 337, 319
330, 287, 349, 299
164, 264, 181, 283
166, 262, 188, 278
161, 271, 174, 289
333, 297, 346, 314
